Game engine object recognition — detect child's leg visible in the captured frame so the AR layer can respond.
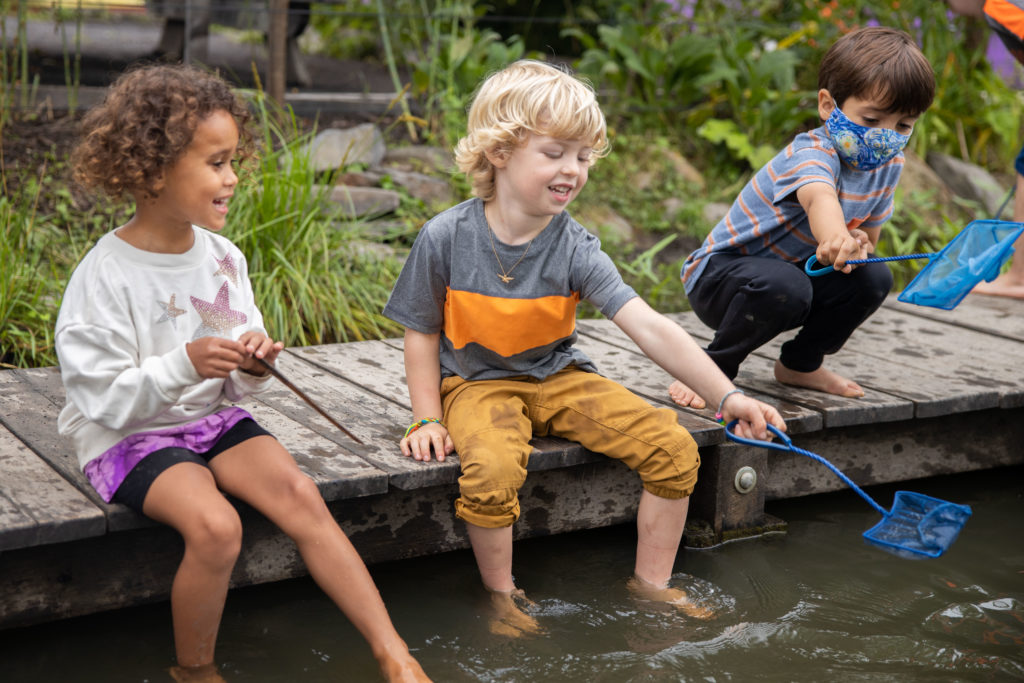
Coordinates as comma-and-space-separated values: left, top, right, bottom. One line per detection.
531, 370, 701, 597
465, 523, 516, 592
133, 457, 243, 672
669, 254, 810, 406
974, 172, 1024, 297
441, 376, 542, 635
634, 489, 689, 586
775, 260, 892, 396
208, 436, 429, 682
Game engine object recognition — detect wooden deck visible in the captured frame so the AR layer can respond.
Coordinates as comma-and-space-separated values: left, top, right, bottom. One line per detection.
2, 294, 1023, 630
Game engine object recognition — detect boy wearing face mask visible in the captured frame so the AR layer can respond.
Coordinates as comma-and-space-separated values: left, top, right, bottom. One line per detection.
669, 26, 935, 407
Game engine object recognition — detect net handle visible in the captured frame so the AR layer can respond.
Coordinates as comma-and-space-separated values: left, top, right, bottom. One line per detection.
724, 421, 889, 517
804, 253, 934, 277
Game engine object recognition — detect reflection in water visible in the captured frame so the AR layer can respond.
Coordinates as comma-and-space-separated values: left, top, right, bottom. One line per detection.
1, 466, 1021, 682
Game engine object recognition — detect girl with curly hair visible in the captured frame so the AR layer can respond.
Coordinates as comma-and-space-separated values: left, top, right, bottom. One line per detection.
57, 63, 430, 683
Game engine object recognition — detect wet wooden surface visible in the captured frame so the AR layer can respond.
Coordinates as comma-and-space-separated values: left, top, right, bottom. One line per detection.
1, 293, 1022, 627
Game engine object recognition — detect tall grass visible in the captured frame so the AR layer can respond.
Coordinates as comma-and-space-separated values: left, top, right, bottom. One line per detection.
217, 90, 403, 346
0, 171, 59, 368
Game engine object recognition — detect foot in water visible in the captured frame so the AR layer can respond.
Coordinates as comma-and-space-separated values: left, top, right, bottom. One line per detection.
774, 359, 863, 397
667, 380, 707, 409
488, 588, 544, 638
168, 664, 227, 683
378, 646, 433, 683
627, 576, 714, 619
972, 271, 1024, 299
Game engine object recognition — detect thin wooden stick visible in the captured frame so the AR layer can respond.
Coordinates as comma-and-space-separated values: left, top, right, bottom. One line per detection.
258, 358, 364, 445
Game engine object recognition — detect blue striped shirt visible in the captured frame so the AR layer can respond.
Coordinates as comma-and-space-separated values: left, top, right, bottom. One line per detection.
682, 126, 902, 294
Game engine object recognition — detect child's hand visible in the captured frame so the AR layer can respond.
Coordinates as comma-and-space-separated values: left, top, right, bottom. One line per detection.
186, 336, 248, 378
816, 232, 869, 273
721, 392, 786, 441
237, 331, 285, 375
400, 422, 454, 462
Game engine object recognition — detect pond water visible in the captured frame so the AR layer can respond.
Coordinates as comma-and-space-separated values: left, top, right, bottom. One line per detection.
2, 465, 1022, 682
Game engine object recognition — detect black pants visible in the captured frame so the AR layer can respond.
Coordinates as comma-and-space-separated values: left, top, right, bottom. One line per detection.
687, 253, 893, 378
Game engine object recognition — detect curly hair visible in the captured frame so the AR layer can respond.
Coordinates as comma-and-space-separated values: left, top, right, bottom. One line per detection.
454, 60, 609, 202
71, 63, 255, 200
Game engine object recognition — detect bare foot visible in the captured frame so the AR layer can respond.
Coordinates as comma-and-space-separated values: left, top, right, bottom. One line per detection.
972, 272, 1024, 299
378, 645, 433, 683
627, 576, 714, 619
168, 664, 226, 683
774, 359, 864, 398
488, 588, 544, 637
668, 380, 707, 409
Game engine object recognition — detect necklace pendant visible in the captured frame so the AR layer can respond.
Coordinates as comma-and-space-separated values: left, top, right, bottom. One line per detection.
498, 273, 514, 283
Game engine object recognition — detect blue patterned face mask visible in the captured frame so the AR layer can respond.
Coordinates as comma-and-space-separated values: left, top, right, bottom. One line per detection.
824, 104, 910, 171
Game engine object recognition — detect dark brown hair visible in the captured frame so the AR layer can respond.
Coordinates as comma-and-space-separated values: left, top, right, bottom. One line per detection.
818, 26, 935, 116
71, 63, 254, 200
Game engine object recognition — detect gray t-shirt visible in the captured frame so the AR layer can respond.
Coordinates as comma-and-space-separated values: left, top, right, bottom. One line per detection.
383, 198, 637, 381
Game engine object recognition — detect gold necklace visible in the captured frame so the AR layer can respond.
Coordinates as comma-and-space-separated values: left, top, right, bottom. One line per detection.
486, 225, 534, 284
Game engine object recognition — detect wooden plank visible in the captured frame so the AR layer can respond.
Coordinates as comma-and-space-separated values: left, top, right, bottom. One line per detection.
886, 292, 1024, 343
661, 311, 990, 422
0, 423, 105, 551
8, 365, 388, 529
292, 341, 605, 480
571, 332, 744, 446
848, 306, 1024, 409
760, 408, 1024, 500
0, 369, 144, 531
577, 315, 823, 432
258, 350, 460, 491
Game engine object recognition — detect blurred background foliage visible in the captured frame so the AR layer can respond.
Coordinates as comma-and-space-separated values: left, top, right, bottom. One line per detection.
3, 0, 1022, 366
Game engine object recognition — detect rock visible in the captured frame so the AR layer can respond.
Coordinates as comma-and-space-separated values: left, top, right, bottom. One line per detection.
901, 150, 955, 205
382, 169, 456, 207
337, 170, 384, 187
573, 205, 635, 245
306, 124, 387, 171
662, 147, 706, 192
926, 151, 1009, 217
321, 184, 401, 218
702, 201, 731, 226
382, 146, 455, 174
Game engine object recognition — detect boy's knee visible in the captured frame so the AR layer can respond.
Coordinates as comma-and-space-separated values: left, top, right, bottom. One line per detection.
455, 444, 529, 528
857, 262, 894, 302
455, 491, 520, 528
635, 431, 701, 499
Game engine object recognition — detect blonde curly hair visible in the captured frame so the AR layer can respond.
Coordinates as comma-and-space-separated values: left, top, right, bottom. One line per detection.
454, 60, 609, 202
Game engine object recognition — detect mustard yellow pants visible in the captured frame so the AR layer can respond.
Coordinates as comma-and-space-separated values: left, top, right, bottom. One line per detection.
440, 366, 700, 528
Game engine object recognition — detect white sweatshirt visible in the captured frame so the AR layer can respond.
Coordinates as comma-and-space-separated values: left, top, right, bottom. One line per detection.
55, 226, 272, 470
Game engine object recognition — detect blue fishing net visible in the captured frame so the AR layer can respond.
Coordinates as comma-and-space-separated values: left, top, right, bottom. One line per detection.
863, 491, 973, 559
898, 220, 1024, 310
726, 424, 972, 559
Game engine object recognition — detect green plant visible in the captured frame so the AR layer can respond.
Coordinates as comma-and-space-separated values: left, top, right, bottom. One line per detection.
229, 92, 403, 345
569, 3, 718, 136
0, 171, 59, 368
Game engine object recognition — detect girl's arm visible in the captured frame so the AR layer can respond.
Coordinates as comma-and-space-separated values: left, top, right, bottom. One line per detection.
610, 298, 785, 439
401, 328, 454, 461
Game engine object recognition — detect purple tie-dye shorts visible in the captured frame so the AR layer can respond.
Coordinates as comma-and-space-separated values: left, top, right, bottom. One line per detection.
83, 407, 253, 502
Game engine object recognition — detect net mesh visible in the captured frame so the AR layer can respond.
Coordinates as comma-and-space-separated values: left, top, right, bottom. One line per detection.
863, 491, 973, 558
898, 220, 1024, 310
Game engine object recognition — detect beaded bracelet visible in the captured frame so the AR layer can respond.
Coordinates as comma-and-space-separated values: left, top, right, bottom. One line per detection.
715, 388, 745, 425
404, 417, 444, 438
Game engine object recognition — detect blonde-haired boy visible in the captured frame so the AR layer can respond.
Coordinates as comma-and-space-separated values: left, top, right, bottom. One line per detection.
384, 59, 784, 634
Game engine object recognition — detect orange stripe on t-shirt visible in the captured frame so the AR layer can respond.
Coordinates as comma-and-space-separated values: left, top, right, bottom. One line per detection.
986, 0, 1024, 39
444, 287, 580, 356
